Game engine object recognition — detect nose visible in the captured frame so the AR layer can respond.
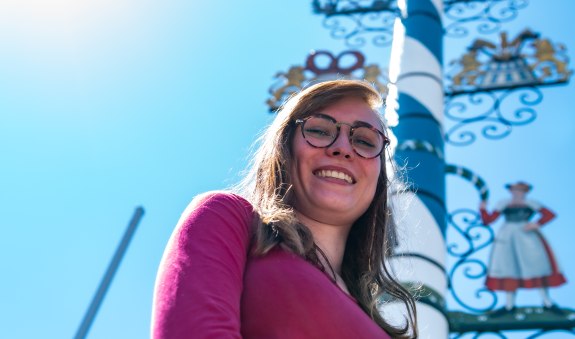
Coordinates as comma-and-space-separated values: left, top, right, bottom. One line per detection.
326, 125, 354, 159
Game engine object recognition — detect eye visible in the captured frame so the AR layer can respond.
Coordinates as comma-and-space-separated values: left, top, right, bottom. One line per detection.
304, 126, 333, 138
352, 128, 379, 149
303, 116, 336, 140
353, 137, 376, 149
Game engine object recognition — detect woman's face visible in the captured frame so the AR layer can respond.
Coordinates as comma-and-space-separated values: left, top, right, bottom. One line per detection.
289, 96, 382, 227
510, 187, 528, 200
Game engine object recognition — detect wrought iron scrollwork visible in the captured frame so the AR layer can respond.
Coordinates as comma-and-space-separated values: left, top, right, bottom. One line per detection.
447, 208, 498, 313
526, 329, 575, 338
450, 328, 575, 338
444, 0, 529, 38
444, 86, 541, 146
450, 332, 506, 338
320, 10, 398, 47
312, 0, 395, 16
445, 29, 572, 95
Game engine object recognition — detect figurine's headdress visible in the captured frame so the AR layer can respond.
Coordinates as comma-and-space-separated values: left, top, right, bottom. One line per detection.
505, 181, 532, 192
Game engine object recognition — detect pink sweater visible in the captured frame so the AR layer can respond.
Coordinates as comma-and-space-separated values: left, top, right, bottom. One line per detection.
152, 192, 390, 338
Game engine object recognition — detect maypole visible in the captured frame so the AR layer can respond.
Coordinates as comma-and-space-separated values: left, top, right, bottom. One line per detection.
386, 0, 448, 337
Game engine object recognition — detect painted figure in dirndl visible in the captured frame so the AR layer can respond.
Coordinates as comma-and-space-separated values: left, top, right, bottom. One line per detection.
479, 181, 566, 315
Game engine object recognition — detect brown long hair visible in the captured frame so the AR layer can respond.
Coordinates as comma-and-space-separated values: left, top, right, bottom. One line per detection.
235, 79, 417, 338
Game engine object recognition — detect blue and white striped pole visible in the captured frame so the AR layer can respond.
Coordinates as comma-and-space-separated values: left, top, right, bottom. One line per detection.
386, 0, 447, 337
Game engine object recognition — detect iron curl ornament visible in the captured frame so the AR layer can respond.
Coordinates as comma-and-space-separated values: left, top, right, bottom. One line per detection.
321, 11, 397, 47
443, 28, 571, 145
447, 208, 498, 313
445, 165, 497, 313
450, 333, 506, 339
450, 330, 575, 338
444, 0, 529, 38
525, 329, 575, 338
312, 0, 395, 15
312, 0, 398, 47
446, 29, 572, 95
444, 86, 541, 146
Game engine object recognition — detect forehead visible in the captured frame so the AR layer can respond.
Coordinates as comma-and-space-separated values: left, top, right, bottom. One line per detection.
318, 97, 382, 128
510, 187, 528, 191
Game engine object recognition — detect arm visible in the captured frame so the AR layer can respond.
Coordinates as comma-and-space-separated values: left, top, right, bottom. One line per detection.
151, 192, 254, 339
536, 207, 556, 226
479, 200, 500, 225
524, 206, 556, 231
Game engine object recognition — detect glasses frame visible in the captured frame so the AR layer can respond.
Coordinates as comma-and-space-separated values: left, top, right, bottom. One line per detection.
294, 113, 390, 159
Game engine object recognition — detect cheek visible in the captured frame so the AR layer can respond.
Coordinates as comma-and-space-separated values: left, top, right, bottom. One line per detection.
291, 131, 307, 157
368, 160, 382, 184
291, 135, 313, 171
288, 158, 300, 187
365, 162, 382, 198
289, 139, 307, 183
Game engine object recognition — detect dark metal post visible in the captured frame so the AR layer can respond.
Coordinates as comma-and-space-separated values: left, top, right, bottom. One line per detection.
73, 206, 145, 339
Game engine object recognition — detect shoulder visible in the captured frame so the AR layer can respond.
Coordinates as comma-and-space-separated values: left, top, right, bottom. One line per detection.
181, 191, 254, 222
173, 191, 256, 243
525, 199, 543, 210
163, 191, 256, 269
186, 190, 252, 211
494, 199, 510, 210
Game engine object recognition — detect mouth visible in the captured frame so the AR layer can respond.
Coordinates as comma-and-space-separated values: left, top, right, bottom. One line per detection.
313, 169, 355, 184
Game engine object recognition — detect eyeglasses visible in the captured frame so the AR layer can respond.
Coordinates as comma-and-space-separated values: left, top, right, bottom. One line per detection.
295, 114, 389, 159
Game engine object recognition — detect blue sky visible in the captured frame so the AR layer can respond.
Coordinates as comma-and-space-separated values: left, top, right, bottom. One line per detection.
1, 1, 573, 338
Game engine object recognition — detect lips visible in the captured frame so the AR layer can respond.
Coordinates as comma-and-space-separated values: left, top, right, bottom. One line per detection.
313, 168, 355, 184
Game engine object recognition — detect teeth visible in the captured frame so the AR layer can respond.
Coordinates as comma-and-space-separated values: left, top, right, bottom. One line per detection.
315, 170, 353, 184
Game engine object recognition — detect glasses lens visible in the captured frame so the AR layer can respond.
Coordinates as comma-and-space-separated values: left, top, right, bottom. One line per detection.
302, 116, 337, 147
351, 127, 384, 158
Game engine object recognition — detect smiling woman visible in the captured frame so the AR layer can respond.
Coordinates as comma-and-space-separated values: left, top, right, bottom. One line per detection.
152, 80, 417, 338
290, 97, 384, 230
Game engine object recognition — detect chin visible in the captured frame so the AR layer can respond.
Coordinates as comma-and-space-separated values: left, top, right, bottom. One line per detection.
317, 196, 368, 218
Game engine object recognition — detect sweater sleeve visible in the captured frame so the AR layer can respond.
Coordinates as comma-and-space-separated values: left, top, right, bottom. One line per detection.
525, 199, 556, 226
480, 209, 500, 225
480, 199, 507, 225
536, 207, 556, 226
151, 192, 254, 339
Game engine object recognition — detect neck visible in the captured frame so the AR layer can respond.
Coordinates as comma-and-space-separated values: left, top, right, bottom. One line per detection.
511, 195, 525, 203
295, 211, 351, 275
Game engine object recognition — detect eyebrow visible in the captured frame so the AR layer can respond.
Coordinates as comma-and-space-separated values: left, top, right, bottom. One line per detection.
315, 113, 384, 133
